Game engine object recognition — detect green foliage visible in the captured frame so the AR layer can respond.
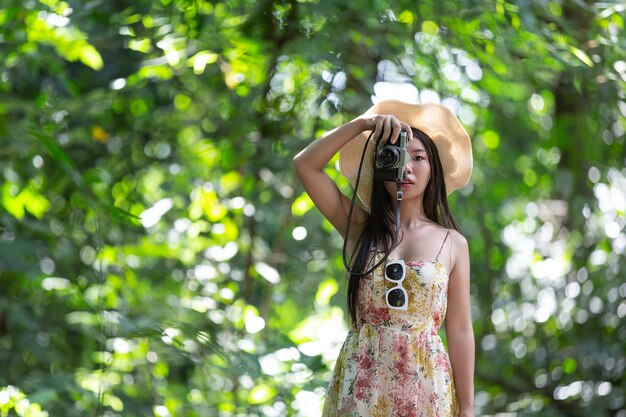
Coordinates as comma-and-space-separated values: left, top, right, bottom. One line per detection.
0, 0, 625, 416
0, 386, 49, 417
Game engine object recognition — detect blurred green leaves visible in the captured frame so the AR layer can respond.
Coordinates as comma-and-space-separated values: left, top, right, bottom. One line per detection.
0, 386, 50, 417
2, 182, 50, 220
0, 0, 624, 416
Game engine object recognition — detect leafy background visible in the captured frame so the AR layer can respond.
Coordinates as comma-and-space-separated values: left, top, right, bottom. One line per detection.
0, 0, 624, 416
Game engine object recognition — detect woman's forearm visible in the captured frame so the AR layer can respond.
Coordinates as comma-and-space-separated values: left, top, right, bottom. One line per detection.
293, 116, 367, 171
447, 328, 475, 412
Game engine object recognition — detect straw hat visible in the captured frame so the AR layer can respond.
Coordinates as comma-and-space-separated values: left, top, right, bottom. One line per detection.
338, 100, 473, 207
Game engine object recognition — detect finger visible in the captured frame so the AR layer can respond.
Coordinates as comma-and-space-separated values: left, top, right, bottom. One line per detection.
382, 116, 392, 143
390, 121, 402, 145
400, 122, 413, 141
374, 116, 385, 141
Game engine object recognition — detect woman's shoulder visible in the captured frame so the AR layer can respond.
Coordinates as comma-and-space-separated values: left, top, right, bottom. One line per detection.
429, 225, 468, 263
422, 222, 464, 240
437, 227, 467, 254
448, 229, 469, 275
448, 228, 468, 245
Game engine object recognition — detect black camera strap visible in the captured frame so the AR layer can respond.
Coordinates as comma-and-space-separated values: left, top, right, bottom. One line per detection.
342, 132, 403, 276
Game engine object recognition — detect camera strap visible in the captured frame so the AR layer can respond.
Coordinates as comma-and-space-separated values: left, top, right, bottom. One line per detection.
342, 132, 402, 276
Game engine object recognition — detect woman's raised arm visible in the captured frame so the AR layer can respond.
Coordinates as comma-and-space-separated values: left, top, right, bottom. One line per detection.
293, 117, 370, 237
293, 114, 410, 237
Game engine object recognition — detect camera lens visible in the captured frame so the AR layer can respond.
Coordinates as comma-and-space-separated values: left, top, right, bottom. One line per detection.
377, 147, 399, 168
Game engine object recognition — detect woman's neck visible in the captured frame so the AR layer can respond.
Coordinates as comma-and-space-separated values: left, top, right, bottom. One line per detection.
390, 195, 429, 229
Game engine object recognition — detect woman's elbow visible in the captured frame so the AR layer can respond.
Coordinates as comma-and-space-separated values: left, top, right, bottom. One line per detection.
293, 154, 305, 177
446, 313, 474, 335
293, 152, 313, 177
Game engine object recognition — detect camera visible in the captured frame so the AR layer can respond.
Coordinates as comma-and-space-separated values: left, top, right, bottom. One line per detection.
374, 131, 409, 182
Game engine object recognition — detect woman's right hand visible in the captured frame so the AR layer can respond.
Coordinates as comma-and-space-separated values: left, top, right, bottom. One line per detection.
363, 114, 414, 144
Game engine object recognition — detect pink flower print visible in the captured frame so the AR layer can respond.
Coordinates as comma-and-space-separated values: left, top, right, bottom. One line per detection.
354, 372, 371, 401
357, 348, 373, 369
434, 353, 445, 367
393, 355, 414, 385
417, 331, 428, 346
394, 357, 407, 377
432, 311, 442, 329
416, 388, 427, 409
371, 304, 391, 323
388, 391, 404, 408
400, 398, 417, 417
394, 336, 409, 358
358, 302, 373, 323
434, 353, 451, 373
429, 391, 439, 408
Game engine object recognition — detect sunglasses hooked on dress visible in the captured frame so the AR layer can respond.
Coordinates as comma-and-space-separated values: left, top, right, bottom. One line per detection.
385, 259, 408, 310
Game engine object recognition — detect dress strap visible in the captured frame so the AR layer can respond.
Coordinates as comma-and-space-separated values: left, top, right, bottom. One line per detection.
435, 229, 450, 262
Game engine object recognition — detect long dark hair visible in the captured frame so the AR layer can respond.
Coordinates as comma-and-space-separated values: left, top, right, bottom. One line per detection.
346, 128, 461, 328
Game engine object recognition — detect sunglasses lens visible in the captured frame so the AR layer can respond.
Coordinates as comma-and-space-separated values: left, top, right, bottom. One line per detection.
385, 263, 404, 281
387, 288, 406, 308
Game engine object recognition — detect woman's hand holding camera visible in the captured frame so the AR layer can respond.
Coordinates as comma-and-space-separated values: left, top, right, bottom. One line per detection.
364, 114, 413, 144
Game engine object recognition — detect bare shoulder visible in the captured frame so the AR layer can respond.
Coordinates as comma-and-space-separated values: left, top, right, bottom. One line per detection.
449, 229, 470, 275
449, 229, 469, 251
424, 223, 464, 246
421, 222, 453, 240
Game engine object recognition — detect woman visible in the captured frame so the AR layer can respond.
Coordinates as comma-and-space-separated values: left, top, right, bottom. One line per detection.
293, 99, 475, 417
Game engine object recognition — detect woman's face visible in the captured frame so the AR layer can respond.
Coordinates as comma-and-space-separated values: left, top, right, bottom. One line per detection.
383, 136, 431, 199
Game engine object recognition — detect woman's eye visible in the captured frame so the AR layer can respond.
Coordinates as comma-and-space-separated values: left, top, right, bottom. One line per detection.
413, 155, 423, 161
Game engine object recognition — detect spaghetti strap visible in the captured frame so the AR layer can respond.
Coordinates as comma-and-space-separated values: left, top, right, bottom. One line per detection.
435, 229, 450, 262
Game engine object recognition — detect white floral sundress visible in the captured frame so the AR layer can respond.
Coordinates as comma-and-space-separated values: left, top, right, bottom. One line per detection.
322, 232, 458, 417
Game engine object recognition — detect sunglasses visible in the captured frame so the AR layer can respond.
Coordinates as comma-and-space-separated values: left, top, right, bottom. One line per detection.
385, 260, 408, 310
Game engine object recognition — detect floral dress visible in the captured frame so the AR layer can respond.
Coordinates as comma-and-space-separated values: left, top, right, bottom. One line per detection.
322, 234, 458, 417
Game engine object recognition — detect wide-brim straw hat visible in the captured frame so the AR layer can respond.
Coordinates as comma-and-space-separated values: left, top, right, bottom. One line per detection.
338, 100, 473, 208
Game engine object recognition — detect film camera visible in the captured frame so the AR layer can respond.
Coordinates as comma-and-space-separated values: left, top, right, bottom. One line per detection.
374, 131, 409, 182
